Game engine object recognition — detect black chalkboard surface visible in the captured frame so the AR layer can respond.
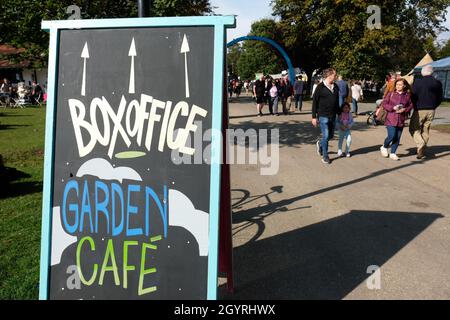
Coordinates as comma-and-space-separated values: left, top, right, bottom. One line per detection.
43, 23, 223, 300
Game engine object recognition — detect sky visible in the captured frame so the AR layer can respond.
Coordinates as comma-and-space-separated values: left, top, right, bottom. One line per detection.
438, 9, 450, 43
210, 0, 273, 40
211, 0, 450, 45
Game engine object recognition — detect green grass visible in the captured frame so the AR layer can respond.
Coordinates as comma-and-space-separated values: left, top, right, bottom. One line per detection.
433, 124, 450, 134
0, 107, 45, 299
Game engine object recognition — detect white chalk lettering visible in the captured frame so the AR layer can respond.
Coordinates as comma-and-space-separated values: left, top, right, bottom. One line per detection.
69, 94, 207, 159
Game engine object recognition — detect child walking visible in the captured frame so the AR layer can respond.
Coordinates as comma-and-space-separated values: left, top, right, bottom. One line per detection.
336, 102, 354, 157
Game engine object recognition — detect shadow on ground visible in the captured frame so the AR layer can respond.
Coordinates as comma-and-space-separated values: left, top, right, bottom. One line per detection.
0, 124, 29, 131
220, 209, 442, 300
0, 167, 42, 199
229, 120, 372, 150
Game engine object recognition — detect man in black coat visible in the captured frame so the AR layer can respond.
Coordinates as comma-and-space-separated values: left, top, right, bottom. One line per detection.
312, 68, 340, 164
253, 74, 266, 117
410, 65, 443, 159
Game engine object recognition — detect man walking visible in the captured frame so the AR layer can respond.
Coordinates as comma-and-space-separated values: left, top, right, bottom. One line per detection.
410, 65, 443, 159
293, 75, 304, 111
336, 75, 349, 108
253, 74, 266, 117
312, 68, 340, 164
351, 81, 363, 116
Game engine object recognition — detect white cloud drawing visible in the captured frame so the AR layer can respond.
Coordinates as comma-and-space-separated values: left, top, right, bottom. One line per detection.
51, 206, 77, 266
76, 158, 142, 182
169, 189, 209, 256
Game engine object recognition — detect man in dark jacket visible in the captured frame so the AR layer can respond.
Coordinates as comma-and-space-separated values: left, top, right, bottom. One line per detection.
312, 68, 340, 164
253, 74, 266, 117
336, 75, 349, 107
293, 76, 304, 111
410, 65, 443, 159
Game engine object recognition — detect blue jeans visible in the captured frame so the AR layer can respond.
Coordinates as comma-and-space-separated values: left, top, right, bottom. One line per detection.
338, 129, 352, 152
295, 94, 303, 110
271, 96, 279, 114
339, 96, 346, 108
352, 98, 358, 114
319, 116, 336, 158
384, 126, 404, 154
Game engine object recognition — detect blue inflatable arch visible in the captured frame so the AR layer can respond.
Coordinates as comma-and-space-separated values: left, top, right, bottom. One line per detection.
227, 36, 296, 83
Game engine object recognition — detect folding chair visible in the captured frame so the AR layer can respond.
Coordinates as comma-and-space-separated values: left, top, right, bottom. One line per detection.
12, 96, 30, 109
33, 93, 44, 106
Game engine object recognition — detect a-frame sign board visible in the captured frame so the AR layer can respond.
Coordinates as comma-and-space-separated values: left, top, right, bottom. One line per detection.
39, 15, 235, 300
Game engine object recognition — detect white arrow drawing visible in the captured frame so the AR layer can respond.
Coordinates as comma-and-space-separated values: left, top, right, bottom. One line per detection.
129, 37, 137, 94
181, 34, 190, 98
81, 42, 89, 96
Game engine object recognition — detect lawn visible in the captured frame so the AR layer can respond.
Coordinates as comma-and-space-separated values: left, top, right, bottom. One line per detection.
0, 107, 46, 299
433, 124, 450, 134
440, 101, 450, 108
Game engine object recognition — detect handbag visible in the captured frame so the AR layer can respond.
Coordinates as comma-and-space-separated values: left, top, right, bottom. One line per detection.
375, 92, 391, 121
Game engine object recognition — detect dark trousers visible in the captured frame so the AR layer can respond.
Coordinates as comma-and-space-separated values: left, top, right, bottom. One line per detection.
268, 95, 274, 114
294, 94, 303, 110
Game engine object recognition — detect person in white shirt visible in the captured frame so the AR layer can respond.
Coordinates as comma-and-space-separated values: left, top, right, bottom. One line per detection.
311, 79, 322, 98
351, 81, 363, 116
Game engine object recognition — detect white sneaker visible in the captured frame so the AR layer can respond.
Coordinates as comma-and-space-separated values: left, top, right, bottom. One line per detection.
380, 146, 389, 158
346, 152, 351, 158
389, 153, 400, 161
337, 150, 343, 157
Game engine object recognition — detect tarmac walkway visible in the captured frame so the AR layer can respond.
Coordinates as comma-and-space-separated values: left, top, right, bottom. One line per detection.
219, 95, 450, 300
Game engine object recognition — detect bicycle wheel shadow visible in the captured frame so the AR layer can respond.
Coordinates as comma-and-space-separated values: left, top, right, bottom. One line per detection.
221, 210, 442, 300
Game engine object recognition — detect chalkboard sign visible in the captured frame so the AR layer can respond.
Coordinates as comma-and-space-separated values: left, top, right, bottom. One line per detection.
40, 16, 235, 300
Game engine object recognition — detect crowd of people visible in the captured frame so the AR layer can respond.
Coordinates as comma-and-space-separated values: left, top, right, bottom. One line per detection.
234, 66, 443, 166
0, 78, 45, 107
252, 74, 306, 117
311, 66, 443, 164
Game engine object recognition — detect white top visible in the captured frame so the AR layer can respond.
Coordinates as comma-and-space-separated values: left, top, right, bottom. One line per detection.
323, 81, 335, 92
270, 85, 278, 98
312, 84, 318, 97
351, 84, 363, 100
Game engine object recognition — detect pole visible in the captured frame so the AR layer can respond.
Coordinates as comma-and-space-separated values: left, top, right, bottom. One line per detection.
137, 0, 151, 17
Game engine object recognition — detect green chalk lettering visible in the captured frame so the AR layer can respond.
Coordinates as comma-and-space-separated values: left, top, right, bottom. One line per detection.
138, 242, 157, 296
99, 239, 120, 286
123, 240, 138, 289
76, 236, 98, 286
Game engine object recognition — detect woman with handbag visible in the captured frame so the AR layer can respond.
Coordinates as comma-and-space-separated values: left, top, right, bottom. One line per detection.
380, 78, 414, 161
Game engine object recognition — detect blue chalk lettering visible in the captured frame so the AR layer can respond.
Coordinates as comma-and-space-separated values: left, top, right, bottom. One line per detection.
145, 185, 168, 238
111, 182, 124, 236
95, 181, 110, 234
80, 180, 94, 233
127, 185, 143, 236
62, 180, 79, 234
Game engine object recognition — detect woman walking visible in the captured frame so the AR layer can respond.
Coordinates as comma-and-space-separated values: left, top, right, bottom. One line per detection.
380, 78, 414, 161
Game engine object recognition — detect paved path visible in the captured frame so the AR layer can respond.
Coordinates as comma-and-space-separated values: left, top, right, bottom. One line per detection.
219, 95, 450, 300
356, 101, 450, 125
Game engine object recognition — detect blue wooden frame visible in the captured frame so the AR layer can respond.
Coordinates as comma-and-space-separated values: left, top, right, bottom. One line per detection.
39, 15, 235, 301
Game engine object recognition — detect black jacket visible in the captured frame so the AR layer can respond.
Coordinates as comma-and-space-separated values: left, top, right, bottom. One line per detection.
312, 82, 340, 119
412, 76, 443, 110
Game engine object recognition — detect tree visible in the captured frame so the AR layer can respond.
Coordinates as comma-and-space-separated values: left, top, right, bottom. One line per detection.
234, 19, 285, 80
272, 0, 450, 81
227, 44, 243, 78
0, 0, 212, 68
437, 38, 450, 59
152, 0, 212, 16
